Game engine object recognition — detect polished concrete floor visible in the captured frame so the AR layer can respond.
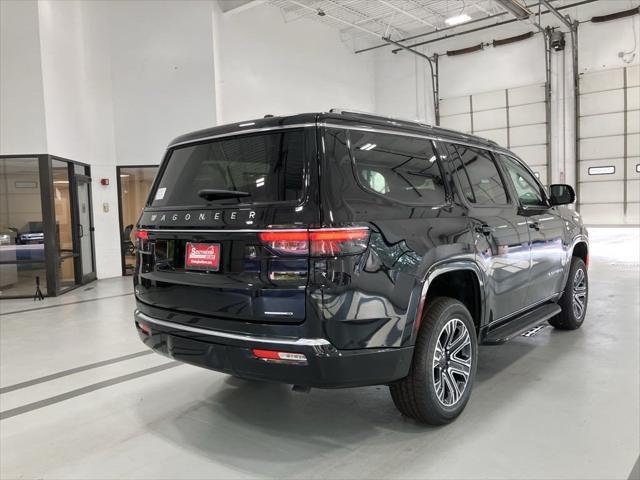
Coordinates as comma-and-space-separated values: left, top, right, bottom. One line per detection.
1, 228, 639, 480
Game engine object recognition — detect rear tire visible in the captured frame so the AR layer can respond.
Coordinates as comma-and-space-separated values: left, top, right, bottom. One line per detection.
549, 257, 588, 330
390, 297, 477, 425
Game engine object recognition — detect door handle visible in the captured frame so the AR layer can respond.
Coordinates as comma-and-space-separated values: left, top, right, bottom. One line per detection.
476, 224, 493, 236
528, 221, 540, 231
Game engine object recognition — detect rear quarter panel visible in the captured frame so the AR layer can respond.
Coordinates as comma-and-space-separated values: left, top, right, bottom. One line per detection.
316, 127, 475, 349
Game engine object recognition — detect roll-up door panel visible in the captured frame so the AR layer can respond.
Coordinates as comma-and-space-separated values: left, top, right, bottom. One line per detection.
580, 90, 625, 116
627, 87, 640, 110
628, 180, 640, 203
627, 110, 640, 134
579, 68, 624, 94
440, 96, 470, 116
579, 180, 624, 203
510, 124, 546, 147
439, 83, 548, 185
626, 157, 640, 178
579, 204, 625, 224
626, 203, 640, 223
580, 112, 625, 138
579, 158, 625, 182
472, 90, 505, 111
627, 65, 640, 87
510, 144, 547, 167
473, 109, 506, 130
578, 67, 638, 224
475, 128, 508, 146
628, 133, 640, 157
508, 84, 545, 105
580, 135, 625, 160
509, 102, 545, 126
440, 113, 472, 133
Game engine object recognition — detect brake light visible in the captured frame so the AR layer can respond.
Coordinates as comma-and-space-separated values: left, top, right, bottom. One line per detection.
252, 349, 307, 364
258, 230, 309, 255
258, 228, 370, 256
309, 228, 369, 256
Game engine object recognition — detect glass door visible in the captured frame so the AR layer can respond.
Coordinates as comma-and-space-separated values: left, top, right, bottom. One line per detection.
52, 160, 76, 293
117, 166, 158, 275
74, 174, 96, 283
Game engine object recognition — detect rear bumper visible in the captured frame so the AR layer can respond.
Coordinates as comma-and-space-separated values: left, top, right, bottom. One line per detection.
134, 310, 413, 388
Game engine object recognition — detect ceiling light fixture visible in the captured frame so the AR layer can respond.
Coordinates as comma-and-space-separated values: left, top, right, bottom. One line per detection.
445, 14, 471, 26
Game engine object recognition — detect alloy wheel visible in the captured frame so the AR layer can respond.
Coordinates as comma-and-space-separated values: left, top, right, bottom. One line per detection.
572, 268, 587, 320
432, 318, 472, 407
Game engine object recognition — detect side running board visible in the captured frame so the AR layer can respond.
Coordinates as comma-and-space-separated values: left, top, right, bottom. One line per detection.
483, 303, 562, 345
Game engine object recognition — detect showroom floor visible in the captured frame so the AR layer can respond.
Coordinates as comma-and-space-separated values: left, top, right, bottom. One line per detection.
1, 228, 638, 480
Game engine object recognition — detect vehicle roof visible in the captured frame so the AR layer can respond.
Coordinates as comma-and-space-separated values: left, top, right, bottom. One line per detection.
168, 111, 503, 151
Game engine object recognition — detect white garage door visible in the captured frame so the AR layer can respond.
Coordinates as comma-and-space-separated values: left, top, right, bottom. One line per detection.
578, 65, 640, 225
439, 84, 549, 184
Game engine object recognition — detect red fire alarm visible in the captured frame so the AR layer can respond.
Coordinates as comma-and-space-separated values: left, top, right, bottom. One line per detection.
100, 178, 109, 186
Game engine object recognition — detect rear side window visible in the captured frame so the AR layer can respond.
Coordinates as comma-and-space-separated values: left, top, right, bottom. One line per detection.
452, 145, 508, 205
350, 131, 446, 205
151, 130, 305, 207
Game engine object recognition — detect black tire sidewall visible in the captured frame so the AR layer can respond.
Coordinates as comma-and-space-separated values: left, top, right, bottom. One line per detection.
415, 299, 478, 420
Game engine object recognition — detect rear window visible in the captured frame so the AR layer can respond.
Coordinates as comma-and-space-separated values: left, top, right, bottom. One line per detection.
350, 131, 446, 205
151, 130, 306, 207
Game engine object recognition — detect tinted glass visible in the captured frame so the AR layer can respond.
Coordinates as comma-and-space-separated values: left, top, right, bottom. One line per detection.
351, 131, 446, 205
453, 145, 508, 205
151, 130, 305, 207
499, 154, 546, 207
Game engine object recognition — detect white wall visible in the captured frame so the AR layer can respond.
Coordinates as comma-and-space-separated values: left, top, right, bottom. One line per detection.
0, 0, 48, 155
105, 0, 218, 166
213, 2, 375, 123
374, 47, 434, 123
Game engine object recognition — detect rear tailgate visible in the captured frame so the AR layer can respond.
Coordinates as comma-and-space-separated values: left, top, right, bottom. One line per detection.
134, 125, 319, 324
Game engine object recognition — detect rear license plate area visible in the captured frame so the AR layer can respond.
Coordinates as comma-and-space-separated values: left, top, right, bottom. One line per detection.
185, 242, 221, 271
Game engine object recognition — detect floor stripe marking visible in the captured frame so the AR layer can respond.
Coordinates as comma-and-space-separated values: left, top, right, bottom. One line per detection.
0, 361, 180, 421
0, 292, 134, 316
0, 350, 154, 394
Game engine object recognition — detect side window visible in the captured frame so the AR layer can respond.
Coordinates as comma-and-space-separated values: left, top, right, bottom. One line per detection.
499, 154, 547, 207
350, 131, 446, 205
453, 145, 509, 205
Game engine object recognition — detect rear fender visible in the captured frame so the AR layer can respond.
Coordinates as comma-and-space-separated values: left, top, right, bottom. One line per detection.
401, 259, 486, 346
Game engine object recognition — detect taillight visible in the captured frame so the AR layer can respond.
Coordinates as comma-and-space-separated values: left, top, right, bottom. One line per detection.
309, 228, 369, 256
258, 230, 309, 255
258, 228, 369, 257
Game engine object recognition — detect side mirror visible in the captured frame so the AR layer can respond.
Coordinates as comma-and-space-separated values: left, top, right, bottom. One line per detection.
549, 184, 575, 206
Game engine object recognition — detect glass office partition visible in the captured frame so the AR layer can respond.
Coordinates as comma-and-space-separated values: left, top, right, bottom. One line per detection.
0, 155, 95, 298
0, 157, 47, 297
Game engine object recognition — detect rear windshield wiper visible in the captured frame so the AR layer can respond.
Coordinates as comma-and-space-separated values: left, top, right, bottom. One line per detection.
197, 189, 251, 201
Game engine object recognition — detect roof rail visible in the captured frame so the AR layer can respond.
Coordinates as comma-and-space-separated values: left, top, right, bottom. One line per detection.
328, 108, 432, 128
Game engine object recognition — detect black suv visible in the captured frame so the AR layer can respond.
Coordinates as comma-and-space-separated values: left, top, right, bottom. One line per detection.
134, 111, 589, 425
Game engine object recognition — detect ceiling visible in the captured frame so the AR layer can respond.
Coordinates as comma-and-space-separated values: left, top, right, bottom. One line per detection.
267, 0, 520, 49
